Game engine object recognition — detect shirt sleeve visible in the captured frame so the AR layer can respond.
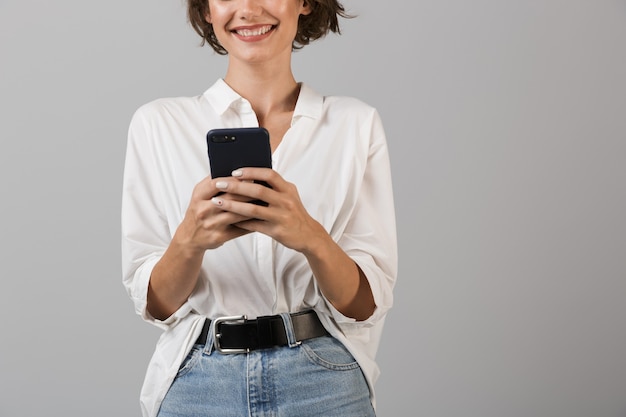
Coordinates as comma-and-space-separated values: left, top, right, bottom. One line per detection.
329, 109, 398, 328
121, 106, 193, 330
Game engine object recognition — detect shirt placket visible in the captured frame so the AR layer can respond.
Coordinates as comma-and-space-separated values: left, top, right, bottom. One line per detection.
236, 100, 278, 312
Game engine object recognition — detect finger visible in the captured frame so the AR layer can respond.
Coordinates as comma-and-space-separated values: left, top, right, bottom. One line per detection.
216, 224, 253, 241
192, 176, 248, 202
192, 192, 255, 220
233, 218, 269, 234
231, 168, 286, 191
215, 179, 274, 206
190, 175, 223, 200
211, 194, 270, 221
198, 207, 253, 243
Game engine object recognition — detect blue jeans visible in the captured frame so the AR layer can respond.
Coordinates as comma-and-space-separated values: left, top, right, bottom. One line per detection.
157, 318, 375, 417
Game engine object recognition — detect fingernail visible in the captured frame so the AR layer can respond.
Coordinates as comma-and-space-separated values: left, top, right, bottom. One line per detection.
211, 197, 223, 206
215, 181, 228, 190
232, 169, 243, 177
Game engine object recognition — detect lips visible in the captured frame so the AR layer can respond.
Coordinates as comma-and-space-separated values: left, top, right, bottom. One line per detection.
232, 24, 275, 38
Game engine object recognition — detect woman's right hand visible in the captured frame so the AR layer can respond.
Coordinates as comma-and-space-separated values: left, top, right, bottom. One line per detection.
146, 175, 251, 320
175, 175, 253, 252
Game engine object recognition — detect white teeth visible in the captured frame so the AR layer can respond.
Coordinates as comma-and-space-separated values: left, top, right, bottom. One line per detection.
236, 25, 272, 37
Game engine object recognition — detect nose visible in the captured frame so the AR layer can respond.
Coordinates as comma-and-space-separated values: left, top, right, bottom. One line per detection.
239, 0, 263, 19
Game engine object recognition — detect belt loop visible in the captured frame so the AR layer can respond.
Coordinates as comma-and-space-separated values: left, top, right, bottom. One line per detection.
279, 312, 301, 348
202, 320, 215, 355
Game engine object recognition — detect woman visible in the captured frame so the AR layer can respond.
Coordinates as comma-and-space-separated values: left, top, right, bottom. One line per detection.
122, 0, 397, 415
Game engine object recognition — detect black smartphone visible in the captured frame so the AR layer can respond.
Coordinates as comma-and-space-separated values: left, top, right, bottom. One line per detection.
206, 127, 272, 206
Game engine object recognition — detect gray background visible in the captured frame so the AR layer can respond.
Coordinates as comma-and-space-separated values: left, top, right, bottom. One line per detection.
1, 0, 625, 416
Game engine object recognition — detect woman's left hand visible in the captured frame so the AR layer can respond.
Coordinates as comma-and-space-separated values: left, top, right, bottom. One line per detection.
210, 167, 325, 254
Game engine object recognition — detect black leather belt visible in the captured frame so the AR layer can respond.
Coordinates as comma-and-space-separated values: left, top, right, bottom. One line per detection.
196, 310, 329, 354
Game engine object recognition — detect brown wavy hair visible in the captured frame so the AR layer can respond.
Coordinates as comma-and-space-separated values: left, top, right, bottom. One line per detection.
187, 0, 351, 55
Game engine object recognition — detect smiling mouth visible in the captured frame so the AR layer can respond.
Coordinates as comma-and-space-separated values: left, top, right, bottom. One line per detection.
233, 25, 275, 37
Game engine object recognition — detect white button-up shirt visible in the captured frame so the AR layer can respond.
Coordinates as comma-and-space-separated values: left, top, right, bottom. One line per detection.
122, 79, 397, 417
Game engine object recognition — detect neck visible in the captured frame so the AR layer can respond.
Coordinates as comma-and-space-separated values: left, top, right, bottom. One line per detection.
224, 56, 299, 121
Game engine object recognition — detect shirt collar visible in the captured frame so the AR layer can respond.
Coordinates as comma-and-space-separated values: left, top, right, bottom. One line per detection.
292, 83, 323, 124
202, 79, 323, 123
202, 78, 245, 116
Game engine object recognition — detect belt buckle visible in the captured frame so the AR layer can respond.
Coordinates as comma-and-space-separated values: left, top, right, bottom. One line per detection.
212, 315, 249, 354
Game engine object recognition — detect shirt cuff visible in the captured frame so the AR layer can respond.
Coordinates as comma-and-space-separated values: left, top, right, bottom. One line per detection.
129, 256, 193, 330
